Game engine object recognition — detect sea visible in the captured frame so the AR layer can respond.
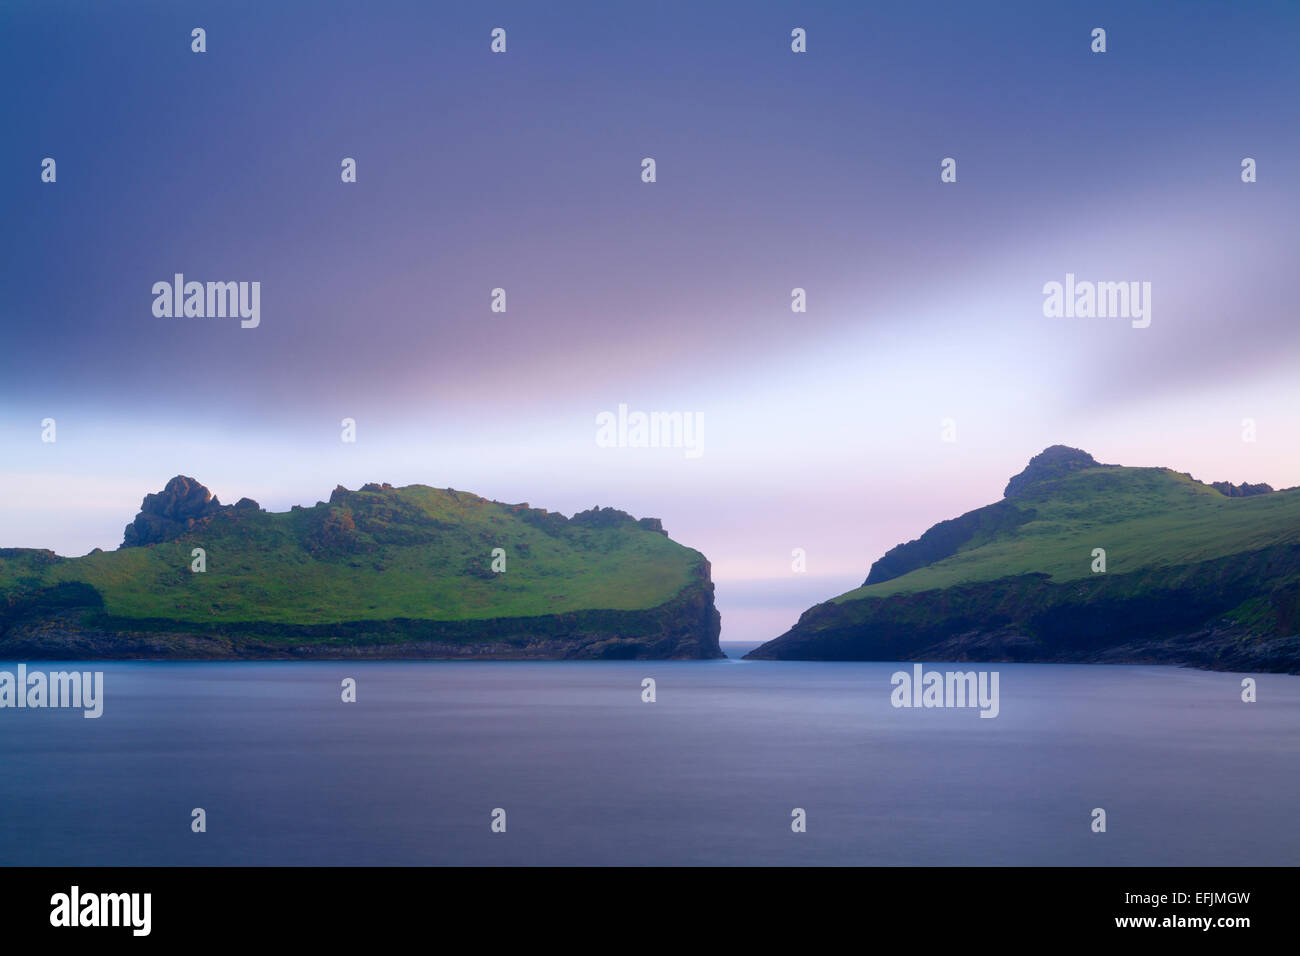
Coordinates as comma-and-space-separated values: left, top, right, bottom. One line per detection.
1, 643, 1296, 865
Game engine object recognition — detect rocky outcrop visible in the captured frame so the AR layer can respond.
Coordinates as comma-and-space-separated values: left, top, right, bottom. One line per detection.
1003, 445, 1104, 498
1211, 481, 1274, 498
570, 506, 642, 529
121, 476, 260, 547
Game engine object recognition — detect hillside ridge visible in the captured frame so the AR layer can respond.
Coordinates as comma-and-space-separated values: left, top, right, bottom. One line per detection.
1, 477, 721, 660
748, 447, 1300, 672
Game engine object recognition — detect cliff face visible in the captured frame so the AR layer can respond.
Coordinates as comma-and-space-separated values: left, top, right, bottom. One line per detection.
863, 500, 1034, 586
0, 479, 722, 661
747, 448, 1300, 673
0, 561, 721, 660
748, 545, 1300, 672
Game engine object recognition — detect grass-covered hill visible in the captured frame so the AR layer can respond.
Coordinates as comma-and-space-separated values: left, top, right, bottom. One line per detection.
0, 477, 721, 659
747, 447, 1300, 672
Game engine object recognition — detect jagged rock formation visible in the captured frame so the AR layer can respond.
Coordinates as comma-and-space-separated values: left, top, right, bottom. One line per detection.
1211, 481, 1273, 498
1003, 445, 1107, 498
122, 476, 260, 547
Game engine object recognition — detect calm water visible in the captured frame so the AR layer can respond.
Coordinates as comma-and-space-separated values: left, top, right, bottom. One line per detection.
2, 644, 1296, 865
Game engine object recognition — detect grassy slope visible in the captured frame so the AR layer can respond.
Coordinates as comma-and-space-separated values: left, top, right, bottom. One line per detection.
0, 485, 701, 625
833, 466, 1300, 603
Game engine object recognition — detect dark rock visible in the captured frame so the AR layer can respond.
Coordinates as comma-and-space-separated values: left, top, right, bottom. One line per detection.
571, 506, 636, 529
1003, 445, 1101, 498
305, 509, 363, 554
122, 476, 230, 547
1211, 481, 1273, 497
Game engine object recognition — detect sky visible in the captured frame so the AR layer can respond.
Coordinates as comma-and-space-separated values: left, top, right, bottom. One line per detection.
2, 0, 1298, 642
